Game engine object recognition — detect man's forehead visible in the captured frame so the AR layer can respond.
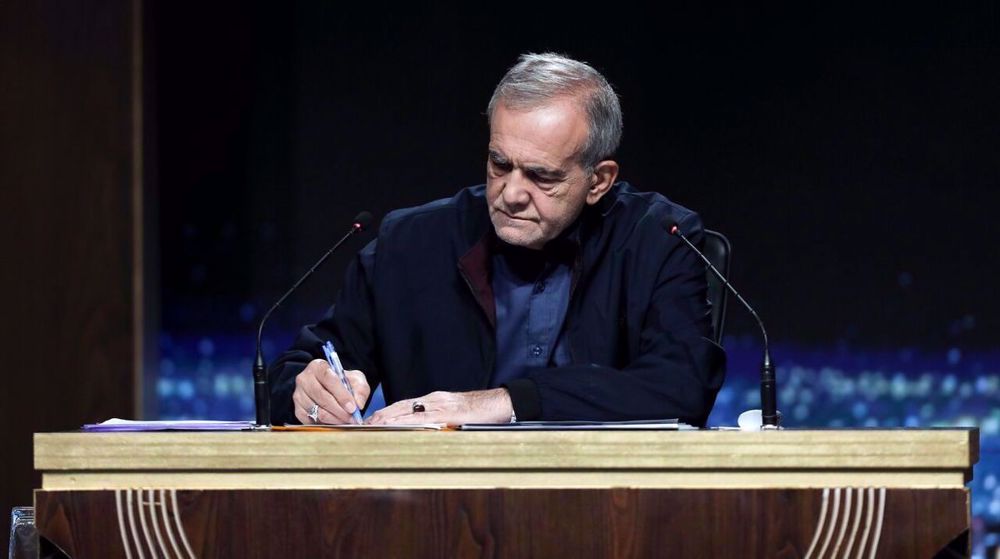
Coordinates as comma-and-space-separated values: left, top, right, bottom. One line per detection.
489, 101, 587, 169
489, 140, 570, 171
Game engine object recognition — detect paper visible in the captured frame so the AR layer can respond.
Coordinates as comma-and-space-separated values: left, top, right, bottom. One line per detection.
275, 423, 448, 431
459, 419, 697, 430
82, 418, 254, 432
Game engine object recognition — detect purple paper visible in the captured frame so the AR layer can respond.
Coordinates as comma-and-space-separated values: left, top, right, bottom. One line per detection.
82, 418, 254, 432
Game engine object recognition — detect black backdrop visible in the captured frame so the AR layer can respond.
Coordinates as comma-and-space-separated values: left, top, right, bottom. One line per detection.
151, 3, 999, 353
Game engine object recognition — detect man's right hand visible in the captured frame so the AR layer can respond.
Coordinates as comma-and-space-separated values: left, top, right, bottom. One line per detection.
292, 359, 371, 424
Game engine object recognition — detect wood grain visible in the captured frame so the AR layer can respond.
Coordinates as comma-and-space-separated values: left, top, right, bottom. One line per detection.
38, 469, 971, 491
0, 0, 141, 553
35, 428, 978, 472
35, 488, 970, 558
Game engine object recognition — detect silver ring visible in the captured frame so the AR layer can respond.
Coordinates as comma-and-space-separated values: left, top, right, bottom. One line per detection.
412, 401, 426, 413
307, 403, 320, 423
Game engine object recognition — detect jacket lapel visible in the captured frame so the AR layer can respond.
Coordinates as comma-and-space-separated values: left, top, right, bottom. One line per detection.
457, 232, 497, 328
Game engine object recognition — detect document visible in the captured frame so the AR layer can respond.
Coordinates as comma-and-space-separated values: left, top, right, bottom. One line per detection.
459, 419, 697, 430
275, 423, 448, 431
82, 418, 254, 431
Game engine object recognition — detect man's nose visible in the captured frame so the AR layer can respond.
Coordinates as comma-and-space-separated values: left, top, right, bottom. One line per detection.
502, 171, 532, 208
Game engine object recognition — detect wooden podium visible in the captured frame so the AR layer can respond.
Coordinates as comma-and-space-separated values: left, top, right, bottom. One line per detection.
34, 428, 977, 558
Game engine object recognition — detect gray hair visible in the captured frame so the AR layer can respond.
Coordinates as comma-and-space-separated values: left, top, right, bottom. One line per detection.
487, 52, 623, 169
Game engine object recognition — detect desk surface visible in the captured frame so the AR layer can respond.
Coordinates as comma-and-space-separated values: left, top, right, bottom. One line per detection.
34, 428, 979, 490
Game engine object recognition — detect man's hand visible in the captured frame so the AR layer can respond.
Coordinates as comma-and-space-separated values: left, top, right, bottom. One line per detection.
292, 359, 371, 424
366, 388, 513, 425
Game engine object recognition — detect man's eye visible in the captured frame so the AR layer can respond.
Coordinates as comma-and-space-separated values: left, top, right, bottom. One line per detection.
490, 160, 511, 173
528, 172, 558, 185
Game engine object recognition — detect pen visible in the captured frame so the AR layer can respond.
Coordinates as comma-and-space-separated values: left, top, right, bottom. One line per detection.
322, 340, 364, 425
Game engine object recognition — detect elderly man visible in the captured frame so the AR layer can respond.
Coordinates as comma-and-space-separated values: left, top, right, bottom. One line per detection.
269, 53, 725, 426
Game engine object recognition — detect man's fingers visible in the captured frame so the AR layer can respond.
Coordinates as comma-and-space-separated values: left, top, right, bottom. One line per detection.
296, 360, 353, 423
345, 370, 371, 408
367, 399, 414, 424
300, 377, 350, 421
383, 408, 446, 425
368, 396, 449, 425
294, 360, 374, 424
366, 390, 509, 426
292, 388, 344, 425
293, 403, 309, 425
294, 386, 353, 424
292, 390, 316, 424
312, 361, 365, 415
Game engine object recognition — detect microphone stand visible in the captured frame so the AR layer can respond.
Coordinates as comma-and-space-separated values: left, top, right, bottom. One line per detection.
252, 214, 371, 429
669, 224, 779, 429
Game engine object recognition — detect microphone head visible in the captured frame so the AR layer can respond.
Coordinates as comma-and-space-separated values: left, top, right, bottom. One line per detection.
352, 211, 374, 231
664, 221, 680, 236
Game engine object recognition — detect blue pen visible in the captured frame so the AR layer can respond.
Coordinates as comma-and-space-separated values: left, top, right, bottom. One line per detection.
322, 340, 364, 424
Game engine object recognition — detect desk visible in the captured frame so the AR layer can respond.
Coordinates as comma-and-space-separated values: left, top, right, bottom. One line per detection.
34, 429, 977, 557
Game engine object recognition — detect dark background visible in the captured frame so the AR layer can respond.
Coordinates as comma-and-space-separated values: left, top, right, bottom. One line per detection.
152, 2, 1000, 353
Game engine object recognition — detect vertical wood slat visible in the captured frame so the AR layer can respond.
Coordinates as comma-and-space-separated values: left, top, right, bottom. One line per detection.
0, 0, 141, 552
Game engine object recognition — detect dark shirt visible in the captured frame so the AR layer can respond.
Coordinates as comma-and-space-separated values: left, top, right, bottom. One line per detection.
490, 241, 573, 387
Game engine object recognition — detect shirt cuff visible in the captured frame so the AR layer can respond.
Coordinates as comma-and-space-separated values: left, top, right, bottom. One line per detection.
502, 378, 542, 421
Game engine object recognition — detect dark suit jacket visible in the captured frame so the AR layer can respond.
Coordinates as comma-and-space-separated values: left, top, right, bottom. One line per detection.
269, 182, 726, 425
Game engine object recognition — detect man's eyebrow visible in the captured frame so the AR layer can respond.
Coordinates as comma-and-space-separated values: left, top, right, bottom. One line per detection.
487, 149, 509, 163
524, 165, 567, 180
488, 149, 565, 179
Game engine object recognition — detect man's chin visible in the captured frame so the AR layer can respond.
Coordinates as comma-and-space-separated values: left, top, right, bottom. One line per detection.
494, 225, 544, 250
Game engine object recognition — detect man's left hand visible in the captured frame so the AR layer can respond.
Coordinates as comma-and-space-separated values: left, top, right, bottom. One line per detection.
366, 388, 513, 425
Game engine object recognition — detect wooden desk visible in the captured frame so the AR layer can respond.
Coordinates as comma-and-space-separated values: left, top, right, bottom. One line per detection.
34, 429, 978, 557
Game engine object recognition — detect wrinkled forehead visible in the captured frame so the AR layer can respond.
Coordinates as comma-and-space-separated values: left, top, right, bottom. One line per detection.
489, 99, 589, 168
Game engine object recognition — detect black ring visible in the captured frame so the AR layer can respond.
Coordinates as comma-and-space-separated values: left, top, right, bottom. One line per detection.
412, 401, 426, 413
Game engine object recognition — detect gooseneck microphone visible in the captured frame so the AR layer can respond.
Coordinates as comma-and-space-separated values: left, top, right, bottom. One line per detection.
252, 211, 374, 428
665, 222, 779, 428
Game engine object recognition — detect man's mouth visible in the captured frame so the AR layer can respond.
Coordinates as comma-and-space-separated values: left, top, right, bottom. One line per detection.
494, 208, 534, 222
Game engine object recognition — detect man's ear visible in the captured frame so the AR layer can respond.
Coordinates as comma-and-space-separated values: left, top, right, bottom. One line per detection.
585, 160, 620, 205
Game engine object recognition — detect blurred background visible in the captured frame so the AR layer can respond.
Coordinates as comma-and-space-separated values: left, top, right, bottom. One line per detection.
3, 1, 998, 555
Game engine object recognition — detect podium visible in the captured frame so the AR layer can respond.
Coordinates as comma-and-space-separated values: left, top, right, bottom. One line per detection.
34, 428, 977, 558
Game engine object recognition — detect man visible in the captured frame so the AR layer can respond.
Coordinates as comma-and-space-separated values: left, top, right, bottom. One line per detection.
269, 53, 725, 426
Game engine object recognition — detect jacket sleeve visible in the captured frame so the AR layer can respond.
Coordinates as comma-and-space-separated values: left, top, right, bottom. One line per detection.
267, 239, 382, 425
504, 212, 726, 427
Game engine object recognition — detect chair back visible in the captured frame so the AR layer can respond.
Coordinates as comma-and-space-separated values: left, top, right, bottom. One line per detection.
702, 229, 731, 345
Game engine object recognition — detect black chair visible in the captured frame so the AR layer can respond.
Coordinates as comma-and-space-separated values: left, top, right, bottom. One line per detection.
702, 229, 731, 345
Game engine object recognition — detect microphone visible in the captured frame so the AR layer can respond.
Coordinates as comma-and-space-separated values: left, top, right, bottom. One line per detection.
665, 222, 779, 429
252, 211, 374, 428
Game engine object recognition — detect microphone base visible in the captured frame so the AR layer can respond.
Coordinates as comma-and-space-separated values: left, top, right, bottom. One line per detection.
253, 359, 271, 428
760, 361, 778, 428
737, 409, 784, 431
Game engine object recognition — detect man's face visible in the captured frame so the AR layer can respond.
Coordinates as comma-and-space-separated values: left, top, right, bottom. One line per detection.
486, 99, 594, 250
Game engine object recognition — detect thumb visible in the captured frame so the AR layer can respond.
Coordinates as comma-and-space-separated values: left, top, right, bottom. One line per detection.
346, 370, 370, 407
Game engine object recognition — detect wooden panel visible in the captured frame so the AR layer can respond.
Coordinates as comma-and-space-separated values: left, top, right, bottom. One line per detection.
34, 429, 979, 471
0, 0, 141, 551
34, 488, 969, 558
